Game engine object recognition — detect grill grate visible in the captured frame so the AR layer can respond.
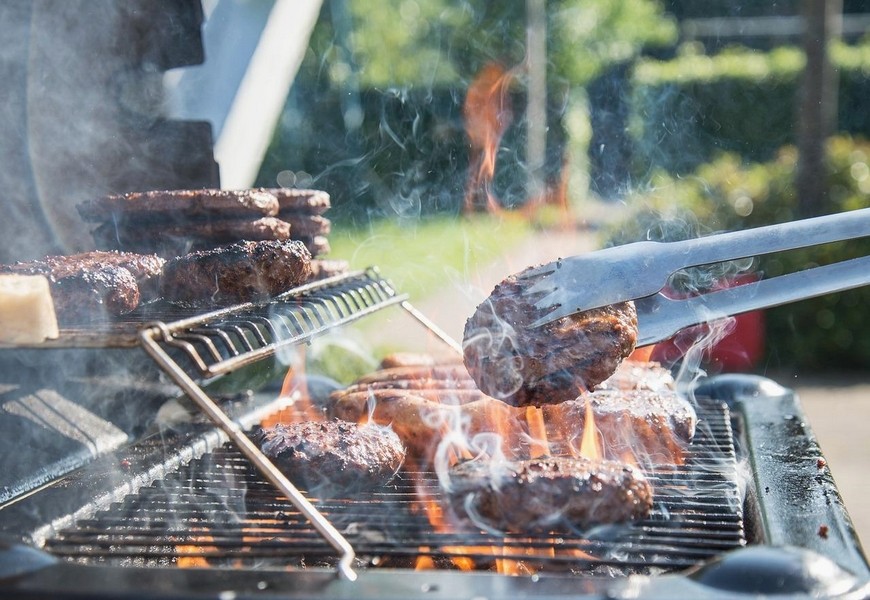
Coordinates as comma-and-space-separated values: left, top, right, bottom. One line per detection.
43, 400, 745, 575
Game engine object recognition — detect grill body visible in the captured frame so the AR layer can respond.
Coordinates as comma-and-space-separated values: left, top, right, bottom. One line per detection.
1, 375, 868, 598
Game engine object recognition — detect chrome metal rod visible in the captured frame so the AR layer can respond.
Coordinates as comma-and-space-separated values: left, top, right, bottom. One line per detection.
400, 300, 464, 356
635, 254, 870, 346
138, 323, 358, 581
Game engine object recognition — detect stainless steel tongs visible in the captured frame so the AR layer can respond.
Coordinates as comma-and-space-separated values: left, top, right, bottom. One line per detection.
521, 208, 870, 346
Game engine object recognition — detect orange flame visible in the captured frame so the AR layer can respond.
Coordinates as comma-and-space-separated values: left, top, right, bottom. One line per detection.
262, 349, 322, 427
525, 406, 549, 458
415, 550, 436, 570
175, 531, 216, 568
578, 400, 602, 461
463, 62, 515, 214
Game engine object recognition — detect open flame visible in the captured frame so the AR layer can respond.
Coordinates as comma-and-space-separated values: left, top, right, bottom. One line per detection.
525, 406, 549, 458
577, 399, 602, 461
463, 62, 516, 214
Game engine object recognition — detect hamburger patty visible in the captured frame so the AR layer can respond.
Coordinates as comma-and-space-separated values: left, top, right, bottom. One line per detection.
93, 216, 293, 249
159, 240, 312, 306
447, 456, 653, 533
463, 267, 638, 406
267, 187, 331, 216
254, 420, 405, 496
77, 188, 280, 222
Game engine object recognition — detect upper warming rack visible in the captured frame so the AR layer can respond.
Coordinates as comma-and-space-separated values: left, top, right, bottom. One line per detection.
140, 268, 408, 380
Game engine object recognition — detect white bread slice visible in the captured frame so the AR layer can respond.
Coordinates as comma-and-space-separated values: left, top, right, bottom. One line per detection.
0, 275, 60, 344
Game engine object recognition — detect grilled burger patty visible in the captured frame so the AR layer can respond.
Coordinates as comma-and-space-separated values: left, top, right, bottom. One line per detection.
463, 268, 638, 406
159, 240, 312, 306
77, 188, 280, 222
447, 456, 653, 533
93, 216, 293, 248
255, 420, 405, 496
267, 187, 332, 216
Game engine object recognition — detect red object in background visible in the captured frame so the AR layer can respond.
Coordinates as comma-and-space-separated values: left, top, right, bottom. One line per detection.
648, 274, 765, 373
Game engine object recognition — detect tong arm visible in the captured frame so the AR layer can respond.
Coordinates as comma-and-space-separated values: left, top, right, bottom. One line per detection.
635, 254, 870, 346
526, 207, 870, 326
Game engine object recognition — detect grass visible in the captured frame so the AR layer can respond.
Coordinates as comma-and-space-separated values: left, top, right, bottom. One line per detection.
327, 213, 533, 301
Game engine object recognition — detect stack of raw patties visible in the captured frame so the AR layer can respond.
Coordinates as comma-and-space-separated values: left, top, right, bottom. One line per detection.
78, 187, 347, 280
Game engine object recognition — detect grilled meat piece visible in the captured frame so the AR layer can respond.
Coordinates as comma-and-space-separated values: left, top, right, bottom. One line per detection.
463, 267, 638, 406
254, 420, 405, 496
267, 188, 332, 216
279, 214, 331, 238
159, 240, 312, 306
594, 360, 676, 392
77, 188, 280, 222
308, 259, 349, 281
0, 251, 165, 324
542, 389, 696, 465
446, 456, 653, 533
94, 216, 292, 249
47, 267, 140, 323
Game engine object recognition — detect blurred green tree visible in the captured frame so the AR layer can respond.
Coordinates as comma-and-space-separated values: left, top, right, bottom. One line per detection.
342, 0, 676, 88
259, 0, 678, 216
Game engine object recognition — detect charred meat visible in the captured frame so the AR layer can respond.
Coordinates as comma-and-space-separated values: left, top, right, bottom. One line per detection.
267, 187, 332, 216
159, 240, 312, 306
594, 360, 676, 392
254, 420, 405, 496
543, 389, 696, 465
463, 267, 638, 406
447, 456, 653, 533
77, 188, 280, 222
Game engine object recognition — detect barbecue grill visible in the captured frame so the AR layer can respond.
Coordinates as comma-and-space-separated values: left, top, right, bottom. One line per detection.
1, 269, 868, 599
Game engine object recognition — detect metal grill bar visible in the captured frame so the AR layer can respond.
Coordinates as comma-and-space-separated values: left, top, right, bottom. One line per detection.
149, 269, 408, 379
44, 401, 745, 575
